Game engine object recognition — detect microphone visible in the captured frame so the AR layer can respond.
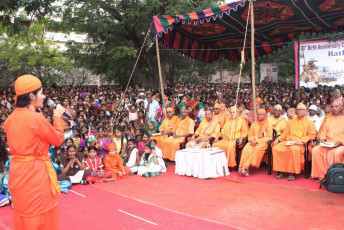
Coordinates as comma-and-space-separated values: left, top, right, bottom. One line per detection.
47, 100, 73, 119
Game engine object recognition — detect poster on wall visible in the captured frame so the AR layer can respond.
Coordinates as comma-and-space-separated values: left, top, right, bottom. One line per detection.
260, 63, 278, 83
295, 39, 344, 88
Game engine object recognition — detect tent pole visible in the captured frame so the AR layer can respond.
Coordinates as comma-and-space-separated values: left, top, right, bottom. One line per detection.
250, 0, 257, 122
220, 57, 224, 98
297, 36, 301, 103
155, 37, 167, 115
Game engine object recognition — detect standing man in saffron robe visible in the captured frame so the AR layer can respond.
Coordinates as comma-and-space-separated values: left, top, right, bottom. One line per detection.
312, 99, 344, 180
214, 103, 226, 129
272, 104, 316, 181
162, 108, 195, 161
267, 104, 286, 136
239, 109, 273, 176
4, 75, 65, 230
213, 106, 248, 167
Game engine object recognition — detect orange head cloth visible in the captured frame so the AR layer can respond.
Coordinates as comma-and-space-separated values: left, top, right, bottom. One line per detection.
107, 142, 117, 151
258, 109, 266, 115
15, 75, 42, 105
166, 107, 174, 112
297, 103, 307, 110
214, 103, 221, 109
274, 104, 282, 110
256, 97, 263, 105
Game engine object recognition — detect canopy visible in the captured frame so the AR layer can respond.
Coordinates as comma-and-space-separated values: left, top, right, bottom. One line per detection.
153, 0, 344, 63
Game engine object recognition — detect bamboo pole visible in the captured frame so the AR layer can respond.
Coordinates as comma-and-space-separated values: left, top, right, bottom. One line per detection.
220, 57, 224, 99
297, 36, 301, 103
155, 37, 167, 116
251, 0, 257, 121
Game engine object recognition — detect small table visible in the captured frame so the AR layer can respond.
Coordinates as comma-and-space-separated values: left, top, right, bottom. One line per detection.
175, 147, 230, 179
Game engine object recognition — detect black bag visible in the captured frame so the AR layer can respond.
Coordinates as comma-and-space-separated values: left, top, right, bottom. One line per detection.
319, 163, 344, 193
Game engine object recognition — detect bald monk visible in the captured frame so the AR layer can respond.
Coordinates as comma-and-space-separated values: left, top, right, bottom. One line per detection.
4, 75, 65, 230
312, 99, 344, 180
152, 107, 180, 149
267, 104, 286, 136
162, 108, 195, 161
272, 104, 316, 181
213, 106, 249, 167
186, 109, 220, 148
239, 109, 273, 176
214, 103, 226, 129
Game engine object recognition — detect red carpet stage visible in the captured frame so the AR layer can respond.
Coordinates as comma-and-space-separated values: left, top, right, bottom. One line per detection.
1, 165, 343, 229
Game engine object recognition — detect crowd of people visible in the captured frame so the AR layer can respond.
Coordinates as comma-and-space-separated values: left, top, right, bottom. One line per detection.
1, 80, 344, 207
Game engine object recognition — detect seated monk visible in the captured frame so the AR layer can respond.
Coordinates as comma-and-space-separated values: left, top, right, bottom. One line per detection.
239, 109, 273, 176
103, 142, 130, 180
312, 99, 344, 181
186, 109, 220, 148
272, 103, 316, 181
220, 103, 231, 119
214, 103, 226, 129
267, 104, 286, 136
213, 106, 248, 167
162, 108, 195, 161
152, 107, 180, 149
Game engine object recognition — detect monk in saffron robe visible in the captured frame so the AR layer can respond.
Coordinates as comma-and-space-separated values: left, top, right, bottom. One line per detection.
186, 109, 220, 148
162, 108, 195, 161
267, 104, 286, 136
152, 107, 180, 149
312, 99, 344, 180
214, 103, 226, 129
103, 142, 130, 179
239, 109, 273, 176
272, 103, 316, 181
213, 106, 248, 167
4, 75, 65, 230
220, 103, 231, 119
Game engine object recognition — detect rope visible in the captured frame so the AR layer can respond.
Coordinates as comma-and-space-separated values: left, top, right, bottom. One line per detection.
117, 23, 152, 118
224, 0, 251, 166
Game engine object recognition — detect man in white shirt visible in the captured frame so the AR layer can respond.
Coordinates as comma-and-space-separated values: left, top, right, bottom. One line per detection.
197, 102, 209, 122
308, 105, 321, 132
146, 93, 160, 126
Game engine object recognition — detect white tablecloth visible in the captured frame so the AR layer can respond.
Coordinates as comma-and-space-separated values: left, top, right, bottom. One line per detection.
175, 148, 230, 179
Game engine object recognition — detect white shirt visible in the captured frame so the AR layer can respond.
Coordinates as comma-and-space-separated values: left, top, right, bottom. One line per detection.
147, 100, 160, 120
308, 114, 321, 131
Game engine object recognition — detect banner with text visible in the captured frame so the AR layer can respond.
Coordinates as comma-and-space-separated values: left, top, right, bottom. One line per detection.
295, 39, 344, 88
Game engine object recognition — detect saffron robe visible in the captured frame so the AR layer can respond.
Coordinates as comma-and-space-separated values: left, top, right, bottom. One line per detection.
162, 116, 195, 161
152, 115, 180, 149
212, 117, 248, 167
272, 116, 316, 174
103, 154, 130, 179
239, 119, 273, 169
4, 108, 65, 230
312, 116, 344, 179
267, 116, 287, 136
186, 118, 220, 148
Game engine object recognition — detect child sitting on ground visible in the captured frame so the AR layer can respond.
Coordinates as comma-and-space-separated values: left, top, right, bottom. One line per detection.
138, 132, 150, 155
150, 139, 167, 173
85, 146, 113, 183
103, 142, 130, 180
137, 143, 162, 177
125, 139, 140, 174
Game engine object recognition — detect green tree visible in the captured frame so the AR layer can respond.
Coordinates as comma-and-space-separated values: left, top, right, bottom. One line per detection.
0, 22, 73, 86
51, 0, 223, 86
